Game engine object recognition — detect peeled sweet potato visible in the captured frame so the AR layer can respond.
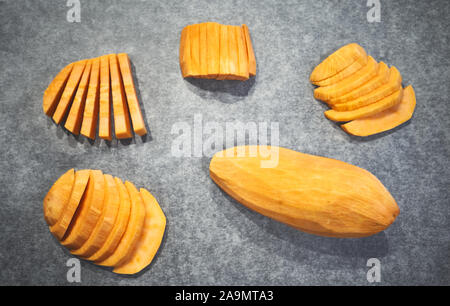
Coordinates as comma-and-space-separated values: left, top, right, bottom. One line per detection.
98, 55, 112, 141
310, 43, 367, 84
313, 54, 368, 87
179, 22, 256, 80
44, 170, 166, 275
210, 146, 399, 238
342, 85, 416, 136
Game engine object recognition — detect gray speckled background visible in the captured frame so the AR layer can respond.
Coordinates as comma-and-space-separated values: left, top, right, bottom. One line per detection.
0, 0, 449, 286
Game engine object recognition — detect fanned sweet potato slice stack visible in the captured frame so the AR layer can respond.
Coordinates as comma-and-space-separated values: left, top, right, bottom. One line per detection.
43, 54, 147, 140
179, 22, 256, 80
43, 169, 166, 275
310, 43, 416, 136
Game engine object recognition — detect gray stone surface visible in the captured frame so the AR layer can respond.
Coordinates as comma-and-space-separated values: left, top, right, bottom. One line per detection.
0, 0, 449, 286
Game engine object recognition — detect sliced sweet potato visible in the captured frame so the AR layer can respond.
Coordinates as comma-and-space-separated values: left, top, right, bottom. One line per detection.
80, 57, 101, 140
313, 54, 368, 87
217, 24, 230, 80
43, 169, 75, 226
199, 22, 208, 77
190, 24, 201, 78
113, 188, 166, 275
61, 170, 105, 249
98, 55, 112, 141
64, 60, 93, 135
332, 66, 402, 111
52, 60, 88, 124
72, 174, 120, 258
109, 54, 132, 139
328, 62, 390, 105
86, 177, 131, 263
180, 25, 194, 78
236, 25, 249, 81
97, 181, 146, 267
242, 24, 256, 76
50, 170, 90, 240
342, 85, 416, 136
310, 43, 367, 84
226, 25, 239, 80
117, 53, 147, 136
325, 87, 403, 122
314, 56, 378, 101
43, 62, 74, 116
206, 22, 220, 79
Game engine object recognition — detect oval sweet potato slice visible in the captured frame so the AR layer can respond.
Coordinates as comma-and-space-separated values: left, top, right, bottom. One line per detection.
71, 174, 120, 258
50, 170, 90, 240
310, 43, 367, 83
313, 54, 368, 87
113, 188, 166, 275
341, 85, 416, 136
331, 66, 402, 111
86, 177, 131, 263
97, 181, 145, 267
61, 170, 105, 249
314, 56, 378, 101
325, 87, 403, 122
43, 169, 75, 226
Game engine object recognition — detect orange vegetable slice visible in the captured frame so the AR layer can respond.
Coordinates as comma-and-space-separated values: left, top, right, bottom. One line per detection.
72, 174, 120, 258
50, 169, 90, 240
43, 62, 74, 116
43, 169, 75, 226
64, 59, 93, 135
325, 87, 403, 122
199, 23, 208, 77
332, 66, 402, 111
190, 24, 201, 78
206, 22, 220, 79
109, 54, 132, 139
313, 54, 368, 87
86, 177, 131, 263
180, 25, 194, 78
52, 60, 88, 124
236, 25, 249, 81
80, 57, 101, 140
61, 170, 105, 249
242, 24, 256, 76
314, 56, 378, 101
328, 62, 390, 105
98, 55, 112, 141
113, 188, 166, 275
227, 25, 239, 80
310, 43, 367, 84
341, 85, 416, 136
217, 24, 230, 80
97, 181, 145, 267
117, 53, 147, 136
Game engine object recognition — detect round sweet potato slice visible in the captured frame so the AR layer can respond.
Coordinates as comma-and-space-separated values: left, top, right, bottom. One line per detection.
43, 169, 75, 226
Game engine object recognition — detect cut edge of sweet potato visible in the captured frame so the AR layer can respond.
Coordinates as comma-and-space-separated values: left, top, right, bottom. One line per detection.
43, 62, 74, 116
242, 24, 256, 77
80, 57, 101, 140
98, 55, 112, 141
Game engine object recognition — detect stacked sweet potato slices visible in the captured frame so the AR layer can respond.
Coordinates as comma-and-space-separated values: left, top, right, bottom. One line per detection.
43, 169, 166, 275
180, 22, 256, 80
311, 43, 416, 136
43, 54, 147, 140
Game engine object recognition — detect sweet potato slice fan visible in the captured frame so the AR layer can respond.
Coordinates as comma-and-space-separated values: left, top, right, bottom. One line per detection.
44, 169, 166, 275
43, 54, 147, 140
310, 43, 416, 136
179, 22, 256, 80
